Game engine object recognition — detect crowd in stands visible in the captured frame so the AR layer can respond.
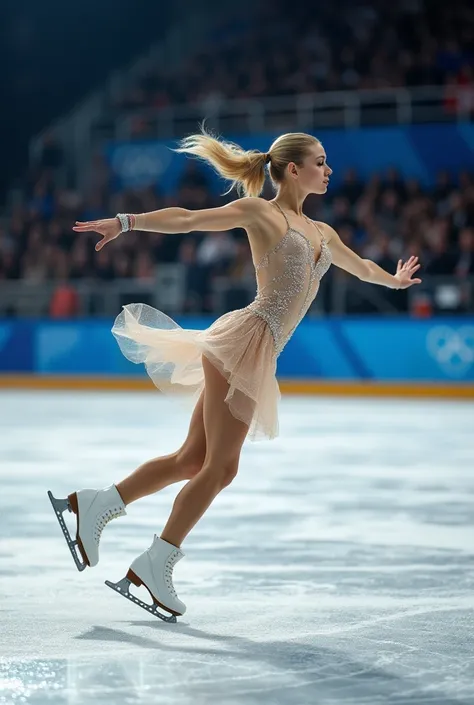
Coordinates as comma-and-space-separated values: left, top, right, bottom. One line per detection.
118, 0, 474, 116
1, 0, 473, 316
1, 148, 473, 315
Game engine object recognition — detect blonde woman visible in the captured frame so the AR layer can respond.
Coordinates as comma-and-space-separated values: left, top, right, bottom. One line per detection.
48, 129, 421, 622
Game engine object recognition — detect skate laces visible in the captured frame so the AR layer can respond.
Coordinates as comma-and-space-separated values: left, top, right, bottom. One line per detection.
93, 507, 124, 544
164, 550, 181, 598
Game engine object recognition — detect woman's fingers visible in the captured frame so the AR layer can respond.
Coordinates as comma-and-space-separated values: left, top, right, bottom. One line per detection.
72, 223, 101, 232
73, 224, 109, 235
403, 259, 420, 272
396, 256, 422, 286
95, 235, 108, 251
72, 220, 102, 232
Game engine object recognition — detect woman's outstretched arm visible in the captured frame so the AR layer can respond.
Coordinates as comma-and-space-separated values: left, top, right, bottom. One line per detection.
322, 223, 421, 290
73, 198, 263, 251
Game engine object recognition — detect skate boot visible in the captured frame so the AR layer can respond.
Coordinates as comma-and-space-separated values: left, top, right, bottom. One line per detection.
47, 485, 126, 571
105, 535, 185, 623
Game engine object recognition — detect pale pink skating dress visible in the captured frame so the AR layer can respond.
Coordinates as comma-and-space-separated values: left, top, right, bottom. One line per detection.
112, 204, 332, 441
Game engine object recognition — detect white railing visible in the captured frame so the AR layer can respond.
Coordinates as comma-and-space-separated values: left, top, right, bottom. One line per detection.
111, 85, 473, 142
0, 265, 186, 318
1, 270, 472, 318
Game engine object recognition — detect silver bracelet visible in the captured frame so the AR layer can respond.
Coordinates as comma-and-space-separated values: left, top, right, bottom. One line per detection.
116, 213, 135, 232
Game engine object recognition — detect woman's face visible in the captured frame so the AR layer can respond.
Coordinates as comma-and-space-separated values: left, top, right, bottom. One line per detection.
291, 144, 333, 195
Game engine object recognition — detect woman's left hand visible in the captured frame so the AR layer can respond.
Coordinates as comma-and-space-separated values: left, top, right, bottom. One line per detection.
394, 256, 422, 289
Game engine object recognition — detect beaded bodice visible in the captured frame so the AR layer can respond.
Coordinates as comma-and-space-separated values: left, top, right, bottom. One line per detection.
248, 203, 332, 355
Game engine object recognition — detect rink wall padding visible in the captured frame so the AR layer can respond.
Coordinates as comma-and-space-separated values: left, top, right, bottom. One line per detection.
0, 317, 473, 398
1, 375, 473, 399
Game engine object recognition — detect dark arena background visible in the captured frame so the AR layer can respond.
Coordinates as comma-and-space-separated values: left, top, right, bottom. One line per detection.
1, 1, 473, 703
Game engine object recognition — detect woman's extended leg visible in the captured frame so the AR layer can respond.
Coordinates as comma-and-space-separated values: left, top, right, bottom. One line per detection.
116, 390, 207, 505
160, 355, 250, 547
47, 389, 208, 571
106, 357, 252, 616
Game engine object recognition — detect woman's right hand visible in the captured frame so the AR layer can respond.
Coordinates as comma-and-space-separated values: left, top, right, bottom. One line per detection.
73, 218, 122, 251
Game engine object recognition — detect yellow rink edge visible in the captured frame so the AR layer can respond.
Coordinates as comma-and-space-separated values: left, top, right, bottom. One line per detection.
1, 375, 473, 399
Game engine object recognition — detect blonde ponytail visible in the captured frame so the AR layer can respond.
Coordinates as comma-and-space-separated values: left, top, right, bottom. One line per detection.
175, 127, 268, 198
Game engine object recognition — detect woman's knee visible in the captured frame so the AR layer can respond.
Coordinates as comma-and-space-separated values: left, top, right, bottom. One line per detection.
221, 463, 239, 488
176, 445, 206, 479
204, 459, 240, 489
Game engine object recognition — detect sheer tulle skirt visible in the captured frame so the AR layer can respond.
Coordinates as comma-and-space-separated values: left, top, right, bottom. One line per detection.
112, 303, 280, 441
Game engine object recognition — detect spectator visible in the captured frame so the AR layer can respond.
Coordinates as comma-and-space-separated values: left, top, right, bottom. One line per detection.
425, 231, 457, 275
454, 227, 474, 277
339, 169, 364, 206
50, 274, 80, 318
179, 238, 208, 312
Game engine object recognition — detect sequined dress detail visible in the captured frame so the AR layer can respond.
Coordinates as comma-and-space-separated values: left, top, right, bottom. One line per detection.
112, 203, 332, 441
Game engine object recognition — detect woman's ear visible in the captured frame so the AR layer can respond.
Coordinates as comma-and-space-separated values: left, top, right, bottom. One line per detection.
287, 162, 298, 179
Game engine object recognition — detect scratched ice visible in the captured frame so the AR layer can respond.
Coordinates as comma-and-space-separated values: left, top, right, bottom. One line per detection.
1, 390, 473, 704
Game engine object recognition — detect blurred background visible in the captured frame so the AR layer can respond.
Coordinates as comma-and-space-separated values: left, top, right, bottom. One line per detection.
1, 0, 473, 392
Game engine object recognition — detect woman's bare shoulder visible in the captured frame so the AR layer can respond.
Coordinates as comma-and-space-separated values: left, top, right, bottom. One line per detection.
237, 197, 275, 219
312, 220, 338, 242
225, 197, 277, 239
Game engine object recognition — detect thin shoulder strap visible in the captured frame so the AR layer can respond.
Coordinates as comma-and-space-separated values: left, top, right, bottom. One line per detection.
304, 214, 326, 242
271, 201, 290, 229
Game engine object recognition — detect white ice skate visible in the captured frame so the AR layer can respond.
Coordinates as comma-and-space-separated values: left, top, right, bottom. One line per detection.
47, 485, 126, 571
105, 535, 185, 623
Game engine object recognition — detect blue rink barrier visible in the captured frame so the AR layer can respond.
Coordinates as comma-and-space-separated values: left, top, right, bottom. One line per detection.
0, 317, 473, 386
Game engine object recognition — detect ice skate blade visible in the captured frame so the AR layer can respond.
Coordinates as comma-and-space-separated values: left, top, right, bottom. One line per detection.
105, 575, 178, 623
47, 490, 88, 572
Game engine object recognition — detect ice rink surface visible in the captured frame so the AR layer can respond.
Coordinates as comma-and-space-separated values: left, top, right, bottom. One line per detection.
0, 390, 473, 705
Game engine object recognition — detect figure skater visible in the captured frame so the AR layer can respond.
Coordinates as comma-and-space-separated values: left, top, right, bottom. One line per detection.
48, 129, 421, 622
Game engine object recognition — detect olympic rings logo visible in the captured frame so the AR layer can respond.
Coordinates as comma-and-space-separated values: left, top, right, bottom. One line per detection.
426, 325, 474, 377
111, 144, 172, 183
